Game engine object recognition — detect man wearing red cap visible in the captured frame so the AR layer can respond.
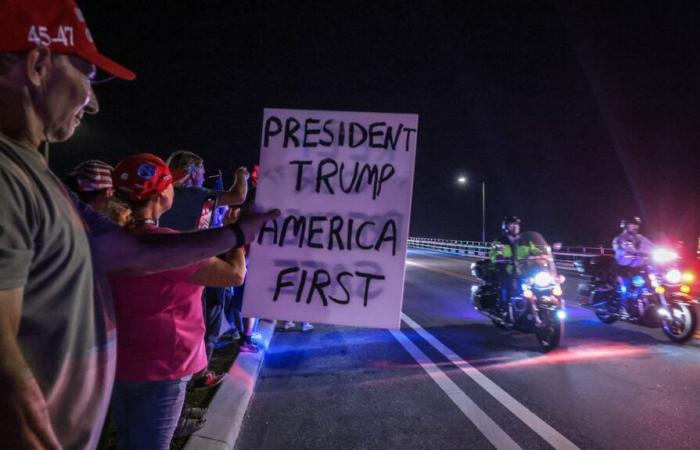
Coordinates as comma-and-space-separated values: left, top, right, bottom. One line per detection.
0, 2, 277, 449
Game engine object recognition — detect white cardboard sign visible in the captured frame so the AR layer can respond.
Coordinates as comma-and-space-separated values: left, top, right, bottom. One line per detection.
242, 108, 418, 328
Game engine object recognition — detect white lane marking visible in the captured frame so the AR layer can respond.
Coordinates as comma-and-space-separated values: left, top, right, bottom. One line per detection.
402, 313, 580, 450
390, 329, 522, 450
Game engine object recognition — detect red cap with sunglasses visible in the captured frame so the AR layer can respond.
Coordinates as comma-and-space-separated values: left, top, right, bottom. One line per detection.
0, 0, 136, 80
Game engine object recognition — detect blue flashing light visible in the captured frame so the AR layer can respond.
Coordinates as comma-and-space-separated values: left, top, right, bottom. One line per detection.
631, 275, 645, 288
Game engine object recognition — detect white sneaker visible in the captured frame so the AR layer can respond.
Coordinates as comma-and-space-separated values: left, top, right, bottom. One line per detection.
301, 322, 314, 332
284, 321, 296, 330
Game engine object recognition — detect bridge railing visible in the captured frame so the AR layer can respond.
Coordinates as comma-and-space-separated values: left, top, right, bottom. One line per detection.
408, 237, 613, 273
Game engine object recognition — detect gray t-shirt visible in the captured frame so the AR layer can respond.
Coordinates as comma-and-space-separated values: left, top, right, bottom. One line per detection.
0, 133, 113, 450
159, 185, 222, 231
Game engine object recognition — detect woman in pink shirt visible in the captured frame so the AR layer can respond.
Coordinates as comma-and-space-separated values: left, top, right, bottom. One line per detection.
108, 153, 246, 450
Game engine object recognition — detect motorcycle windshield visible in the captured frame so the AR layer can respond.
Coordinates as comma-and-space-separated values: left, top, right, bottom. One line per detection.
516, 231, 557, 276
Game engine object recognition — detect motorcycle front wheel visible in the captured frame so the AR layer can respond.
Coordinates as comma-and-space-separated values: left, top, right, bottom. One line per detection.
662, 304, 697, 343
535, 309, 562, 352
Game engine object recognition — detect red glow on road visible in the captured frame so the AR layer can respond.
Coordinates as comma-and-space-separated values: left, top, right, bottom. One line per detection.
475, 343, 648, 371
368, 360, 454, 370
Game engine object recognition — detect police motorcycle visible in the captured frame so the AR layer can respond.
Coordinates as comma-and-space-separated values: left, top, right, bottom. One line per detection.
470, 231, 566, 352
575, 247, 698, 343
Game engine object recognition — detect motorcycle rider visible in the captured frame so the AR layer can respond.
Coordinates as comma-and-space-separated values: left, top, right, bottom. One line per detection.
489, 216, 541, 316
612, 216, 655, 314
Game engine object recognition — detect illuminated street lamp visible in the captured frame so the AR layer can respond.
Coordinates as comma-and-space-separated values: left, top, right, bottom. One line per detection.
456, 175, 486, 242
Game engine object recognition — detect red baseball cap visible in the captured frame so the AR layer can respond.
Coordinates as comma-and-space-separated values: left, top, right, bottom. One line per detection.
114, 154, 187, 201
0, 0, 135, 80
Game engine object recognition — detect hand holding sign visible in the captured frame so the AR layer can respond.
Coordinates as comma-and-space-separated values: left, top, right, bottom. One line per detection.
243, 109, 418, 328
236, 207, 281, 244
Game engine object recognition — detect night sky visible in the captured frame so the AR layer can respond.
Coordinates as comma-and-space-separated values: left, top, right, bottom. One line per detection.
52, 1, 700, 249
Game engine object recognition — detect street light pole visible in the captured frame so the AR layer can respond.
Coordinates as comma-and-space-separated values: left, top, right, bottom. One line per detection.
481, 181, 486, 243
456, 176, 486, 243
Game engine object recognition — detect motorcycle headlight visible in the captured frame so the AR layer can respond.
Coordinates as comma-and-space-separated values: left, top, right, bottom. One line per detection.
652, 248, 678, 264
534, 272, 554, 288
664, 269, 682, 284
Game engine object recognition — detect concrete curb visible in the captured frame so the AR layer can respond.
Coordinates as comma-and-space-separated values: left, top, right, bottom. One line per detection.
184, 320, 276, 450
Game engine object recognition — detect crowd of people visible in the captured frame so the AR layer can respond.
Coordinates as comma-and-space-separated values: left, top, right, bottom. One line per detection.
0, 1, 289, 449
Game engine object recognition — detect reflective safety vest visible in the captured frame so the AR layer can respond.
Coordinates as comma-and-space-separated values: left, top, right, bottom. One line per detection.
489, 235, 541, 274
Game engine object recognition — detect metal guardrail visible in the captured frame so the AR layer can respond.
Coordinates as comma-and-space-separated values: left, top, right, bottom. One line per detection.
408, 237, 613, 272
408, 238, 492, 258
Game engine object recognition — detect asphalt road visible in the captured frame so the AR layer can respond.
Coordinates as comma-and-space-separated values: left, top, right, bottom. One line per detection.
236, 249, 700, 450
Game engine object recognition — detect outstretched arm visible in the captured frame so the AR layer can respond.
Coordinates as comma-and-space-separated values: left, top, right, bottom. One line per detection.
218, 166, 249, 206
94, 208, 279, 274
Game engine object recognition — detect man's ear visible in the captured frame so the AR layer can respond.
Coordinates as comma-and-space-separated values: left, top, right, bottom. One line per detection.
25, 47, 53, 87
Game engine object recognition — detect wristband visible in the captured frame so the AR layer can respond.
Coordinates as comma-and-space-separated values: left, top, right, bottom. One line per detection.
228, 223, 246, 249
